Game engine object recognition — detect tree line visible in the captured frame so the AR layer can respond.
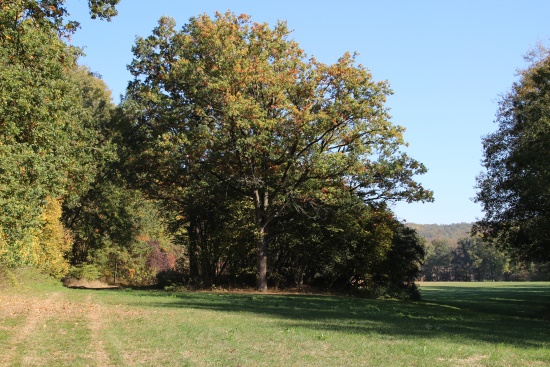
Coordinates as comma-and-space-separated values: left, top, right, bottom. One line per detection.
413, 223, 549, 281
1, 2, 434, 299
1, 1, 548, 298
422, 237, 548, 282
407, 223, 471, 244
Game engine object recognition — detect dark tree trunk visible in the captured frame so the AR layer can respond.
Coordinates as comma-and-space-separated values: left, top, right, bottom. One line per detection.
187, 219, 200, 283
257, 227, 268, 291
254, 189, 270, 291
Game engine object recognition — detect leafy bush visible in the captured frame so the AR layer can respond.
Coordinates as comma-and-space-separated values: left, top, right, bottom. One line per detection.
147, 240, 175, 272
36, 198, 72, 279
66, 264, 102, 281
356, 281, 421, 300
0, 267, 18, 288
156, 269, 187, 288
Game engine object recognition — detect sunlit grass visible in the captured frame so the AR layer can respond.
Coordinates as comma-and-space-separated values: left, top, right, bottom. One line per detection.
1, 278, 549, 366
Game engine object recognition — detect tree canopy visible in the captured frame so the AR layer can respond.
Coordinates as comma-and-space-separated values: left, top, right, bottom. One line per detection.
125, 12, 432, 290
1, 4, 435, 296
474, 46, 550, 264
1, 1, 120, 29
0, 0, 120, 273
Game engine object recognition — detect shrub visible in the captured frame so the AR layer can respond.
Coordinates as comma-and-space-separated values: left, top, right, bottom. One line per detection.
66, 264, 102, 281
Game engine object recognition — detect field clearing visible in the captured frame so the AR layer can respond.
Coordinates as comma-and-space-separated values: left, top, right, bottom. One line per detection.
1, 279, 549, 366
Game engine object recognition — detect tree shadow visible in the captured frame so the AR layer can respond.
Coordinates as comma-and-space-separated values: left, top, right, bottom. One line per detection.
122, 286, 550, 349
419, 284, 550, 319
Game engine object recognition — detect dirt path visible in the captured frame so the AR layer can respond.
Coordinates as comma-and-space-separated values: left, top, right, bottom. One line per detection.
85, 294, 113, 367
0, 290, 116, 366
0, 291, 62, 365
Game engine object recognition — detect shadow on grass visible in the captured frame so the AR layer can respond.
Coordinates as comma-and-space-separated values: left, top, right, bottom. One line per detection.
419, 284, 550, 319
90, 284, 550, 349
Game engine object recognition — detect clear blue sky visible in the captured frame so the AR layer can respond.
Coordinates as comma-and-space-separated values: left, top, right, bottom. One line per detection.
67, 0, 550, 224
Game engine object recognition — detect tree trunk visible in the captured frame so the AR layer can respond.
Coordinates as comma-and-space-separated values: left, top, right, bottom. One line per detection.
187, 219, 199, 283
253, 189, 269, 292
257, 227, 268, 291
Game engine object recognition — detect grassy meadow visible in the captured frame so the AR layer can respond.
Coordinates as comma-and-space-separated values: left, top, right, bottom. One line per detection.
1, 274, 549, 366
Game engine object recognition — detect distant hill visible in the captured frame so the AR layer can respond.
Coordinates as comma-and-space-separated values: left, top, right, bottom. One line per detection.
406, 222, 472, 245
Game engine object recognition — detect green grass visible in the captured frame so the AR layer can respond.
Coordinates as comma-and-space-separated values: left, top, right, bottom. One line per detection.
1, 278, 549, 366
420, 281, 550, 320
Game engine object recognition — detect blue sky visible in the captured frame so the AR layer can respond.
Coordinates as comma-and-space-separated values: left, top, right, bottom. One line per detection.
67, 0, 550, 224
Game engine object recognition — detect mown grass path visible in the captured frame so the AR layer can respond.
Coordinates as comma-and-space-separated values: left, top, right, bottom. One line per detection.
1, 281, 549, 366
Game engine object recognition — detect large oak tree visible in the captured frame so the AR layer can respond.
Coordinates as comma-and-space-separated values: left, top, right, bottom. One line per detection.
126, 12, 432, 290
